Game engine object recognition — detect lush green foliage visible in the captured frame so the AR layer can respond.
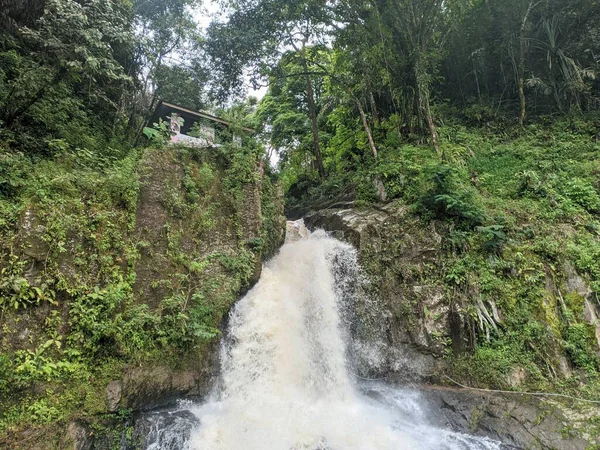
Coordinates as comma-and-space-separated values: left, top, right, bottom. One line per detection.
0, 140, 282, 441
0, 0, 208, 160
208, 0, 599, 182
369, 121, 600, 396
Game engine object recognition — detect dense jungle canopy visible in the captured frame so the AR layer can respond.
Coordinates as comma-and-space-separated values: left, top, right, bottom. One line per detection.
1, 0, 598, 170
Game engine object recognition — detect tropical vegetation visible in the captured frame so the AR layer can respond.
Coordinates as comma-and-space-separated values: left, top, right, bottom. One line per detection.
1, 0, 600, 445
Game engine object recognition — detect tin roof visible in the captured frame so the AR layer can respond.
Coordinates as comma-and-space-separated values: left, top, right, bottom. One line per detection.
155, 101, 255, 134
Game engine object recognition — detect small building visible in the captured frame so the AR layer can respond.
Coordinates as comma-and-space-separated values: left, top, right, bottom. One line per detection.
150, 101, 253, 147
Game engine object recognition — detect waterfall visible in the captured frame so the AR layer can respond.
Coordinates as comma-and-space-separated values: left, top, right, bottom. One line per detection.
180, 223, 503, 450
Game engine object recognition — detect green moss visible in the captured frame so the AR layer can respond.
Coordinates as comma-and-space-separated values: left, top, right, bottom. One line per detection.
564, 292, 587, 317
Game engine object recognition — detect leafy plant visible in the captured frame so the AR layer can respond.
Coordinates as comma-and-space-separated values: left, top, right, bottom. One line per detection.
515, 170, 545, 198
67, 283, 131, 358
564, 324, 599, 371
419, 164, 486, 228
14, 340, 81, 385
0, 258, 57, 311
143, 118, 173, 144
477, 225, 508, 254
560, 178, 600, 213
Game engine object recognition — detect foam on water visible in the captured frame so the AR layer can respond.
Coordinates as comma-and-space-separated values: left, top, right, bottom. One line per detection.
184, 223, 502, 450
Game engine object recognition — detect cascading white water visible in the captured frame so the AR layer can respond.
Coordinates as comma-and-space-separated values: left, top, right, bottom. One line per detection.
185, 223, 502, 450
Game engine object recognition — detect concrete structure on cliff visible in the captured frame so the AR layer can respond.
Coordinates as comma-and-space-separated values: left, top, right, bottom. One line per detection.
150, 101, 254, 147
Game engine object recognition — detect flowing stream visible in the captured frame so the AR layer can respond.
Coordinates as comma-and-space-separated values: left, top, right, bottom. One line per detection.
156, 222, 505, 450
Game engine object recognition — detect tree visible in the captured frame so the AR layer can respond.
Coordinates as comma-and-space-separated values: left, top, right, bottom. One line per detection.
517, 1, 541, 126
528, 17, 597, 112
257, 49, 330, 176
438, 0, 600, 120
0, 0, 46, 31
0, 0, 212, 154
154, 63, 209, 112
131, 0, 204, 137
1, 0, 136, 150
371, 0, 446, 156
205, 0, 332, 177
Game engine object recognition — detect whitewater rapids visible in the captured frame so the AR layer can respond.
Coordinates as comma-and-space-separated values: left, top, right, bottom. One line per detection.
186, 223, 502, 450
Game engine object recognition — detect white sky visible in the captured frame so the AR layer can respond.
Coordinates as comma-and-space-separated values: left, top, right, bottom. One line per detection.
193, 0, 221, 30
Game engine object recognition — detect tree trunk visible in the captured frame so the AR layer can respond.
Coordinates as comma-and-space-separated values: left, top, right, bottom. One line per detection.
424, 96, 440, 158
369, 91, 380, 126
291, 38, 324, 178
518, 1, 540, 126
518, 27, 527, 126
133, 92, 159, 147
356, 99, 378, 160
4, 67, 67, 127
473, 59, 482, 101
356, 98, 387, 202
415, 62, 441, 159
303, 65, 325, 178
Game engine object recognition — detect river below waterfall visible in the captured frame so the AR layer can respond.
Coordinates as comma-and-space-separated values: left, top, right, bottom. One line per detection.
146, 222, 505, 450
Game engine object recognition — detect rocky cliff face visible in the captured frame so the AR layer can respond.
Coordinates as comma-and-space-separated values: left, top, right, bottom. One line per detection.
0, 145, 286, 449
305, 203, 458, 381
305, 202, 600, 449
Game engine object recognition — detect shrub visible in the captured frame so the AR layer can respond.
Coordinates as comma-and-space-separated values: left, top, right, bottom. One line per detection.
419, 164, 486, 228
564, 323, 599, 371
476, 225, 508, 254
0, 151, 31, 198
451, 345, 517, 389
67, 283, 132, 359
560, 178, 600, 213
0, 354, 13, 396
515, 170, 545, 198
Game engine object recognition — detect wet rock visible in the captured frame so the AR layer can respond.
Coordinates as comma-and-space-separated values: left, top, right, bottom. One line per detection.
133, 150, 187, 309
117, 361, 217, 411
306, 203, 600, 381
106, 380, 123, 412
584, 299, 600, 351
564, 262, 592, 298
16, 207, 48, 286
132, 410, 200, 450
420, 386, 591, 450
305, 203, 450, 381
59, 421, 94, 450
506, 367, 527, 389
564, 262, 600, 353
18, 207, 49, 261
